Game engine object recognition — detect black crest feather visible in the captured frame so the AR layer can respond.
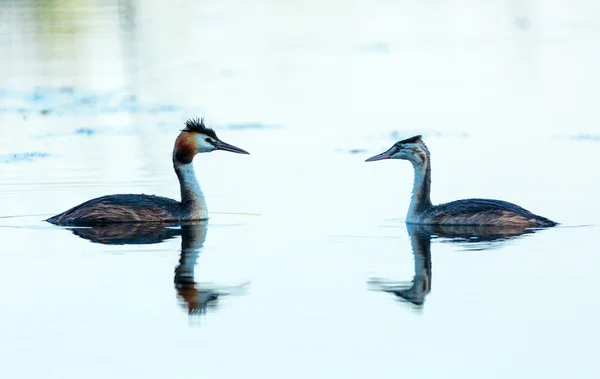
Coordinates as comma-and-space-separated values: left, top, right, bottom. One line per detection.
184, 118, 218, 139
398, 135, 422, 145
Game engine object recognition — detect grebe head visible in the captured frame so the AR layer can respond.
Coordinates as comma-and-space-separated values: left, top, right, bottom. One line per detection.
365, 135, 428, 166
174, 118, 249, 163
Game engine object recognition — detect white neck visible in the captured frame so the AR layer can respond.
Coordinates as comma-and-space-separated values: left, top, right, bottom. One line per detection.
175, 162, 208, 218
406, 160, 432, 222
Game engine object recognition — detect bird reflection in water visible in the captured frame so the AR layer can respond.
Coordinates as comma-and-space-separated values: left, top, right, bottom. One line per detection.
68, 221, 248, 321
369, 223, 545, 308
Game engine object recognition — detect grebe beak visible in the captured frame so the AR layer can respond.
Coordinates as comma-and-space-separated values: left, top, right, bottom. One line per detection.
214, 140, 250, 155
365, 151, 393, 162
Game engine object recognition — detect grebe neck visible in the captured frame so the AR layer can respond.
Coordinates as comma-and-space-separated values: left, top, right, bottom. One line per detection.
174, 158, 208, 218
407, 156, 433, 222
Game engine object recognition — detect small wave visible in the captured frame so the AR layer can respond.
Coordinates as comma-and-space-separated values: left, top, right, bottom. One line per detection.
225, 122, 279, 130
0, 87, 184, 117
390, 130, 469, 140
570, 134, 600, 141
0, 152, 51, 164
31, 127, 104, 140
335, 148, 368, 155
360, 43, 391, 53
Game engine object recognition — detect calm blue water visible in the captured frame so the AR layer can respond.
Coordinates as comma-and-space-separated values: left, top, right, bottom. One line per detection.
1, 1, 599, 378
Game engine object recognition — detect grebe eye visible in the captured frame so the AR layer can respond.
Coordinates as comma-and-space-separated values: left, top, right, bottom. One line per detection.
205, 138, 213, 143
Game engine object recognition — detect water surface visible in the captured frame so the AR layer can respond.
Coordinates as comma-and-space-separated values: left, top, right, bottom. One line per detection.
1, 1, 600, 378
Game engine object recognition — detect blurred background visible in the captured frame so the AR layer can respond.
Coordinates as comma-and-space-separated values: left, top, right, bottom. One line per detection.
1, 1, 599, 378
2, 0, 599, 134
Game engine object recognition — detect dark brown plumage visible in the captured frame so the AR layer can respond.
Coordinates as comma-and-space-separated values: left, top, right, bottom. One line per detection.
70, 222, 182, 244
422, 199, 557, 227
46, 194, 196, 225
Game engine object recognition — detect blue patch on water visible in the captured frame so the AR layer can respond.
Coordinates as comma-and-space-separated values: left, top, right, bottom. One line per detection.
336, 148, 368, 155
389, 130, 469, 140
514, 17, 531, 30
0, 152, 51, 164
225, 122, 278, 130
360, 43, 391, 53
31, 127, 107, 139
570, 134, 600, 141
0, 87, 184, 117
219, 69, 235, 77
74, 128, 96, 136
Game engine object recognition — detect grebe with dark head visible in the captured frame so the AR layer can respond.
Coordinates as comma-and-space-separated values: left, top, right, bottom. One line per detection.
365, 135, 557, 227
47, 118, 249, 226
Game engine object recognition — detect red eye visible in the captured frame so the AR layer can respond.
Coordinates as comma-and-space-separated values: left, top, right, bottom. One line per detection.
205, 138, 212, 143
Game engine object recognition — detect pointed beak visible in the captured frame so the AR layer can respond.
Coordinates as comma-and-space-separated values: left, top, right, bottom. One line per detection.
214, 140, 250, 155
365, 150, 393, 162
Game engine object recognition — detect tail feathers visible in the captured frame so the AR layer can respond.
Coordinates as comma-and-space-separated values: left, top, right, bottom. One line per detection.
45, 215, 61, 224
535, 215, 558, 227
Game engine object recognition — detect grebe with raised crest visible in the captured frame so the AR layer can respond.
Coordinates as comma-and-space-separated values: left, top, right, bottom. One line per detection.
365, 135, 557, 227
47, 118, 249, 226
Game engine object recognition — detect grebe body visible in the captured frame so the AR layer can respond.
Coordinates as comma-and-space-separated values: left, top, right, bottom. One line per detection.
406, 198, 555, 227
365, 135, 557, 227
47, 118, 249, 226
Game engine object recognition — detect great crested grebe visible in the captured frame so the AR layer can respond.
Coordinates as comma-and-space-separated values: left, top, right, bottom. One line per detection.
47, 118, 249, 226
365, 135, 557, 227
